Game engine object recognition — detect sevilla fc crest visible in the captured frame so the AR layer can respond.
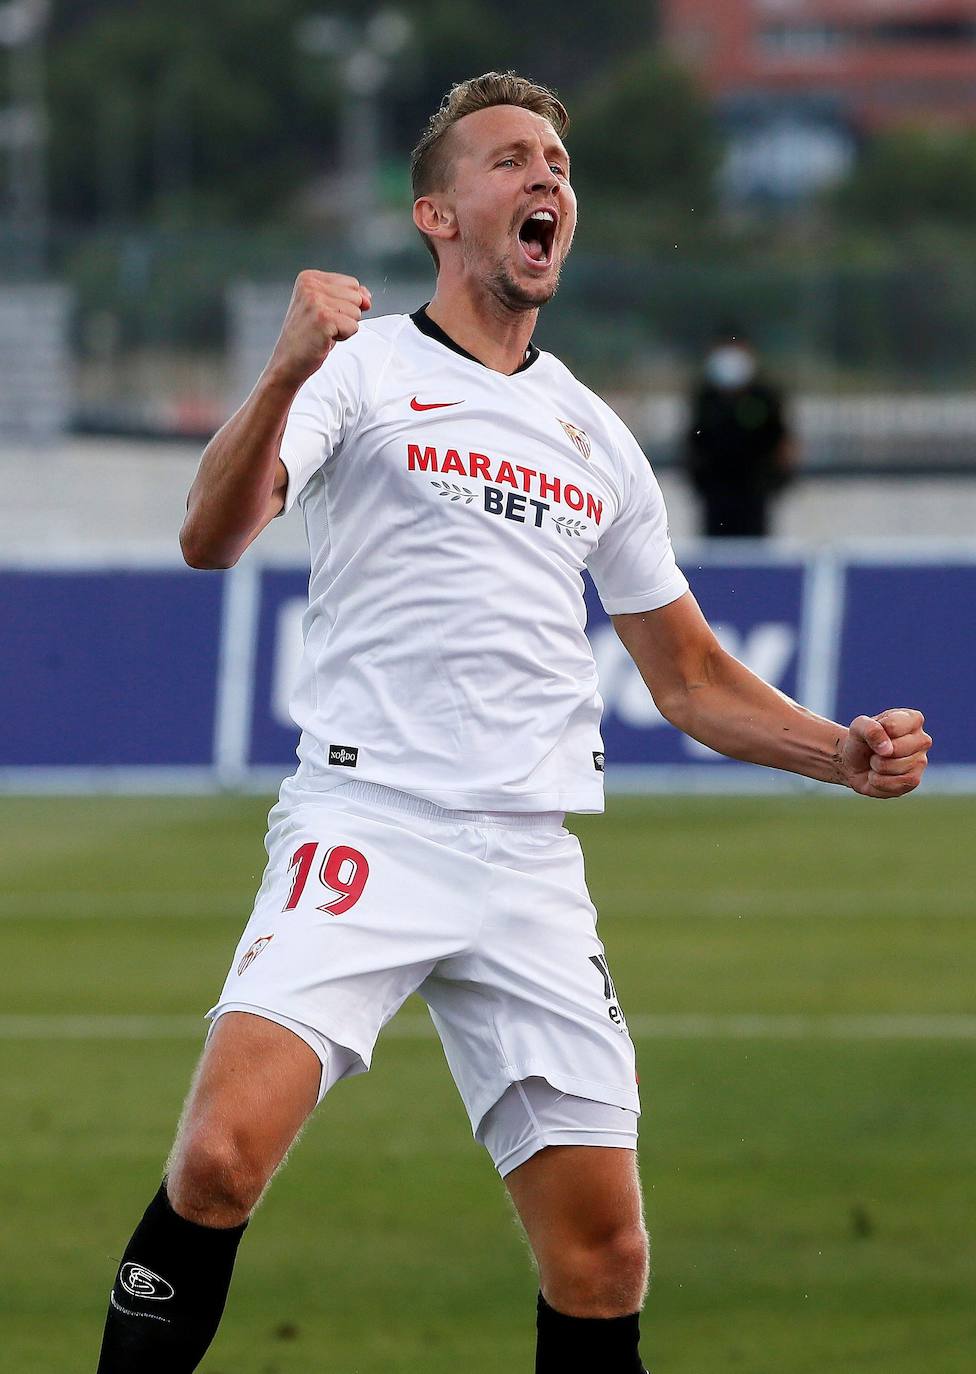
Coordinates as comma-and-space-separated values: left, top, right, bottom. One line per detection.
557, 418, 592, 460
237, 934, 274, 976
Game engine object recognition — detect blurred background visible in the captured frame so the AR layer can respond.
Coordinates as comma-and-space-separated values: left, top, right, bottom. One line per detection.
11, 0, 976, 434
7, 0, 976, 455
1, 0, 975, 789
1, 4, 973, 1373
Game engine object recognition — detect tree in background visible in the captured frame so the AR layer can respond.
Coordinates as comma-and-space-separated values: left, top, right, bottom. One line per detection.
48, 0, 340, 226
569, 50, 721, 253
831, 127, 976, 235
392, 0, 657, 144
45, 0, 660, 229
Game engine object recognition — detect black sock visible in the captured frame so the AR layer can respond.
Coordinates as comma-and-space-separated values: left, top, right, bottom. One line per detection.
96, 1180, 248, 1373
536, 1292, 647, 1373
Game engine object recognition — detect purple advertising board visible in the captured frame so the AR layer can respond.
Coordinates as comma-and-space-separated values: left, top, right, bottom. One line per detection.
248, 568, 309, 769
584, 562, 806, 772
1, 551, 971, 789
0, 569, 222, 769
835, 562, 976, 766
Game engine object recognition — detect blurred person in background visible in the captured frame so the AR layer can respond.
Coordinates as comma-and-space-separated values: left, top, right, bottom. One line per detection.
685, 325, 795, 537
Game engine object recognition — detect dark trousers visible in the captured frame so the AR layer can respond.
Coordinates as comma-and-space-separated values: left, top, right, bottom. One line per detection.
701, 488, 769, 538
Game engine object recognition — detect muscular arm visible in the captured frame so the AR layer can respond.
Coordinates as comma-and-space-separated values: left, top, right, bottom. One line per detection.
613, 592, 931, 797
179, 379, 293, 569
180, 271, 371, 570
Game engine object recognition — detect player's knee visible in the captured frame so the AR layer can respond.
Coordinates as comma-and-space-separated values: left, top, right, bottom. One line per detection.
168, 1130, 270, 1226
592, 1223, 648, 1304
613, 1224, 650, 1296
544, 1223, 649, 1315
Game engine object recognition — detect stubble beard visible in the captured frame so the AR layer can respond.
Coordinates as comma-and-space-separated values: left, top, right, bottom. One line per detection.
486, 258, 561, 312
465, 231, 564, 314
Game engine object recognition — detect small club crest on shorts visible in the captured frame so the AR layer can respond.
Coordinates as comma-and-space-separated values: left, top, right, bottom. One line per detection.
557, 418, 592, 460
592, 751, 605, 772
329, 744, 359, 767
237, 934, 273, 976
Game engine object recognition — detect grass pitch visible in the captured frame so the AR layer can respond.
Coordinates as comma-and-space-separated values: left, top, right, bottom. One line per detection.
1, 794, 974, 1373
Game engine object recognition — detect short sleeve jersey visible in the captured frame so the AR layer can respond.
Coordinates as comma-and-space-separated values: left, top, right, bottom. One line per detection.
278, 309, 688, 813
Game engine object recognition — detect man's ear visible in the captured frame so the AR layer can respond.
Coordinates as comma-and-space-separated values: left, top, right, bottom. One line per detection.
413, 196, 457, 245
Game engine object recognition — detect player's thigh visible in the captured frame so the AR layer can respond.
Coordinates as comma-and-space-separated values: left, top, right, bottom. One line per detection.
170, 1010, 321, 1183
505, 1140, 645, 1261
214, 792, 488, 1070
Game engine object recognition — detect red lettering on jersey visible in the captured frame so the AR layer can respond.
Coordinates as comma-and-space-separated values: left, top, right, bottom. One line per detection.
539, 472, 561, 502
441, 448, 466, 476
408, 443, 604, 527
407, 443, 438, 472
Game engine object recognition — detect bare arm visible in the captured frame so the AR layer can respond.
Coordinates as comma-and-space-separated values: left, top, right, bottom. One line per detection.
180, 271, 371, 569
179, 381, 293, 569
612, 592, 931, 798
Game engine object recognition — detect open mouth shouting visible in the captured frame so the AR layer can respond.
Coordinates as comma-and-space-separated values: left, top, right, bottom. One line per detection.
517, 207, 558, 269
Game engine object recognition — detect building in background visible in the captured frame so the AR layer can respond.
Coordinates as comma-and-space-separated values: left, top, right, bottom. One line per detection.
661, 0, 976, 199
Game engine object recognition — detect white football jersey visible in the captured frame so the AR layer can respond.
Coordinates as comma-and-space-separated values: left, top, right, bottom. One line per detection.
278, 309, 688, 812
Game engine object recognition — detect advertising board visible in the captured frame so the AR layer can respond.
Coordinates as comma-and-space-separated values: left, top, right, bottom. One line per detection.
1, 549, 971, 791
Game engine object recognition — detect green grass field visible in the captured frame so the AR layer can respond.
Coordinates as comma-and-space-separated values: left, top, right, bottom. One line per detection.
2, 794, 974, 1374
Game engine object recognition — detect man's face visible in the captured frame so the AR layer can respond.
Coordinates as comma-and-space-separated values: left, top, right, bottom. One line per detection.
438, 104, 577, 311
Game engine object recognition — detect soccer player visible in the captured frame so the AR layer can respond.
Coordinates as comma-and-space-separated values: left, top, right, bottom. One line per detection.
96, 73, 931, 1373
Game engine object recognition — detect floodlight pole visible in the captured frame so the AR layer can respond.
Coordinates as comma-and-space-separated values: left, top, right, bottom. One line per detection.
339, 48, 387, 236
0, 0, 49, 274
294, 8, 412, 257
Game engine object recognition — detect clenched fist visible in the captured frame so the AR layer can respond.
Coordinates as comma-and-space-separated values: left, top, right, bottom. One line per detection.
266, 271, 372, 389
842, 709, 932, 798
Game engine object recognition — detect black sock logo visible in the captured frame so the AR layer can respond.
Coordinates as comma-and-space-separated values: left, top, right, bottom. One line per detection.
119, 1262, 175, 1301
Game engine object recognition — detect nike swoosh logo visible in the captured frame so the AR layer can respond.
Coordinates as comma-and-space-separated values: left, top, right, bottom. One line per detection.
410, 397, 463, 411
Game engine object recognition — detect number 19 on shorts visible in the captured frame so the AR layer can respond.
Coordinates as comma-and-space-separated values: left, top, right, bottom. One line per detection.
283, 841, 370, 916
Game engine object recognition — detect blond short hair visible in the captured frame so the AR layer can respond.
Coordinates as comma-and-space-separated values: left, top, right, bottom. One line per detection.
410, 71, 569, 267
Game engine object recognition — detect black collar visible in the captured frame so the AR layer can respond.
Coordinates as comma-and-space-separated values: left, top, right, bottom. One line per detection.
410, 305, 539, 375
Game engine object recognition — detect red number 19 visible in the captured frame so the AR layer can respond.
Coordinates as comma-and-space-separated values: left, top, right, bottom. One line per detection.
318, 845, 369, 915
284, 842, 317, 910
283, 841, 369, 916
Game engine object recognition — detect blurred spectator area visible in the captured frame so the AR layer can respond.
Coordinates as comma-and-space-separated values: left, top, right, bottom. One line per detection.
0, 283, 72, 440
620, 392, 976, 476
3, 2, 976, 473
1, 229, 974, 473
662, 0, 976, 199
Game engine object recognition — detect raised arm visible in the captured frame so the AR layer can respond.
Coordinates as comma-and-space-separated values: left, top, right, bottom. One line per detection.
180, 271, 371, 569
612, 592, 931, 798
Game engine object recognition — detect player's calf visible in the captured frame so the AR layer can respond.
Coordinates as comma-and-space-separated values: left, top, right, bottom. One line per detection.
96, 1012, 321, 1370
96, 1180, 247, 1373
536, 1290, 648, 1374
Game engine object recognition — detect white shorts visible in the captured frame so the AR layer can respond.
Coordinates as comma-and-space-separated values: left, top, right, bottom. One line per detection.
208, 780, 640, 1166
477, 1077, 638, 1177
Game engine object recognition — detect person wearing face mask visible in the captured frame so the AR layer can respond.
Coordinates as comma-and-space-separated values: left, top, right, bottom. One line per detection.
685, 326, 795, 537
